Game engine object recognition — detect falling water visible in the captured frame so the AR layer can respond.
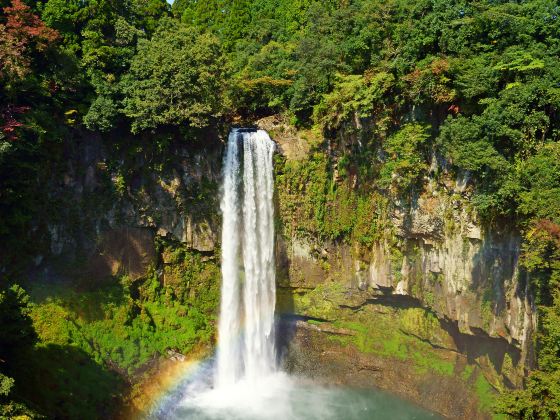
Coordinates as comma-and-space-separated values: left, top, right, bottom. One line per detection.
216, 128, 277, 387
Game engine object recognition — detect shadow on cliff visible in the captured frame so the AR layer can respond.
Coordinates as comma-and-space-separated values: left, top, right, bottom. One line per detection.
371, 293, 523, 388
461, 226, 528, 385
271, 149, 299, 366
273, 214, 297, 367
441, 318, 521, 388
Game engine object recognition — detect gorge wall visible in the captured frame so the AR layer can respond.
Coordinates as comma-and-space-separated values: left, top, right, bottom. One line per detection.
263, 116, 535, 419
16, 121, 535, 418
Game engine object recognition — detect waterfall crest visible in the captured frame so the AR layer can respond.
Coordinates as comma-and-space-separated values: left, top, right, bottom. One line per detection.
216, 129, 277, 387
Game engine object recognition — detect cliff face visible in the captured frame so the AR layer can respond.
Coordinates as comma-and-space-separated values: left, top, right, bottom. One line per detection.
8, 130, 225, 419
262, 116, 536, 418
275, 200, 531, 418
28, 130, 223, 285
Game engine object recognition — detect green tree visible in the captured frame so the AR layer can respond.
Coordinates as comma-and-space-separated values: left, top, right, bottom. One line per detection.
518, 144, 560, 224
314, 71, 394, 130
0, 285, 37, 417
121, 18, 226, 133
0, 285, 36, 361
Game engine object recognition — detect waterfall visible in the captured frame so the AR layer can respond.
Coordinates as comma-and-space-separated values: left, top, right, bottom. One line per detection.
216, 129, 277, 388
151, 129, 441, 420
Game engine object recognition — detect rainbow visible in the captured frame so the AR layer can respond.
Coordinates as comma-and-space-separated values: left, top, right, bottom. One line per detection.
123, 355, 207, 419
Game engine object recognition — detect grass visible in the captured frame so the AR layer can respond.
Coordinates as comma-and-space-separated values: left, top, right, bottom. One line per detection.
292, 283, 459, 380
475, 373, 506, 419
461, 364, 475, 381
284, 272, 511, 417
346, 319, 452, 372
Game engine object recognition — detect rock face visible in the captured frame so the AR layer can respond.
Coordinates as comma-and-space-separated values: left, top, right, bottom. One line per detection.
86, 227, 156, 281
280, 319, 486, 419
275, 186, 534, 385
37, 131, 223, 281
29, 121, 535, 417
270, 118, 536, 417
257, 115, 311, 161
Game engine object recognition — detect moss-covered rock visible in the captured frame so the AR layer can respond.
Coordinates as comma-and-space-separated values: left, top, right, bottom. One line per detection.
278, 280, 505, 418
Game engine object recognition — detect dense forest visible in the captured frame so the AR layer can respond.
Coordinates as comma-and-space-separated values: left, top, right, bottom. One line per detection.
1, 0, 560, 418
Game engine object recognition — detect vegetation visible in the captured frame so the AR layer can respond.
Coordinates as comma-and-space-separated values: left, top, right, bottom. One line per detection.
1, 242, 219, 418
1, 0, 560, 417
121, 18, 227, 133
30, 268, 218, 374
0, 286, 37, 418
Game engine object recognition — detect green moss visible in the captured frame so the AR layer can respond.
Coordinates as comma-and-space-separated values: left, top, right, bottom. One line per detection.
475, 373, 503, 418
322, 183, 356, 240
326, 305, 455, 377
275, 151, 329, 237
461, 364, 475, 381
428, 271, 443, 285
411, 281, 421, 298
389, 243, 404, 284
443, 202, 457, 234
424, 289, 436, 307
327, 334, 353, 347
411, 351, 454, 376
275, 146, 390, 246
159, 245, 221, 310
380, 334, 409, 360
501, 353, 515, 379
29, 248, 220, 374
321, 260, 331, 272
350, 317, 451, 372
399, 308, 440, 339
291, 282, 346, 320
352, 192, 390, 246
480, 300, 493, 331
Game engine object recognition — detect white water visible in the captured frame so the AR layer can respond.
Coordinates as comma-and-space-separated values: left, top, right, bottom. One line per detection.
216, 129, 277, 387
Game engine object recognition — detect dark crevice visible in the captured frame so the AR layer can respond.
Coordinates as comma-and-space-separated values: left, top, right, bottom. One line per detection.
277, 285, 319, 291
278, 313, 330, 323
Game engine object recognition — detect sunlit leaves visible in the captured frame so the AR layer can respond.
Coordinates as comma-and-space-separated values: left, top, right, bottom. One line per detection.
121, 19, 226, 132
314, 71, 394, 130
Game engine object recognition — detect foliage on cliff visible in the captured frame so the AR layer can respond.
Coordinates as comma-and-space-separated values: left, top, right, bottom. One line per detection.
121, 19, 227, 133
0, 285, 40, 418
